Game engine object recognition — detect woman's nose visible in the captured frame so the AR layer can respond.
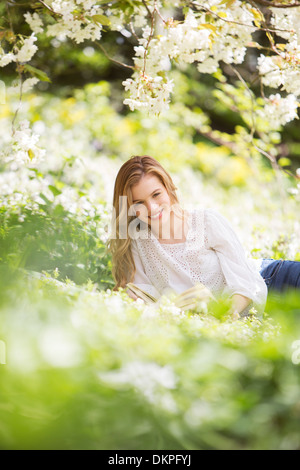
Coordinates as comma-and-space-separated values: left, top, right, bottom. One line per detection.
147, 202, 159, 213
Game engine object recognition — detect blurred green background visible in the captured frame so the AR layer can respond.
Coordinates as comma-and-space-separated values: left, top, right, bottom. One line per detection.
1, 1, 300, 450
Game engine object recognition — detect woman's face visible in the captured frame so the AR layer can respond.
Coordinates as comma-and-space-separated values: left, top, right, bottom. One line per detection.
130, 174, 172, 228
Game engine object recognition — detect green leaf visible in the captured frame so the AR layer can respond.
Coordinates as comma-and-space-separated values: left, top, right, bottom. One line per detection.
28, 149, 35, 160
48, 185, 62, 196
278, 157, 291, 167
218, 0, 236, 6
38, 193, 52, 205
24, 64, 51, 83
53, 204, 65, 217
91, 14, 111, 26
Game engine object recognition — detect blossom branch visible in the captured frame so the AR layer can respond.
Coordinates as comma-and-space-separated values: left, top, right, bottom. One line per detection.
129, 21, 139, 42
37, 0, 62, 16
142, 0, 156, 75
229, 65, 256, 140
142, 0, 152, 18
153, 3, 168, 26
248, 0, 300, 8
189, 0, 294, 35
5, 0, 23, 133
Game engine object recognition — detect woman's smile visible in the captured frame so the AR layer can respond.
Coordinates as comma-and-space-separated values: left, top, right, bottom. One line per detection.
149, 208, 163, 220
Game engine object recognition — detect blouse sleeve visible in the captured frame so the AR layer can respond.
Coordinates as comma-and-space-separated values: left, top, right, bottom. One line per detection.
130, 241, 161, 298
204, 208, 267, 313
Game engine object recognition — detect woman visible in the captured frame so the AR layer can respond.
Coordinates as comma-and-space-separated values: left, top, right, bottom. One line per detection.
107, 155, 300, 319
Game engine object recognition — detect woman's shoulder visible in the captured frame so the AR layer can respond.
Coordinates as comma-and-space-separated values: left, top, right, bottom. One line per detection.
190, 206, 219, 215
191, 207, 231, 236
190, 206, 221, 223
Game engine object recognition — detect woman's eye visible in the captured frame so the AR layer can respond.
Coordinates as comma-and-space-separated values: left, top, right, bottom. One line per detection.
153, 193, 160, 197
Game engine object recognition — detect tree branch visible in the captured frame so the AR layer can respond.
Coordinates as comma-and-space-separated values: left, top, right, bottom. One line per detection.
142, 0, 152, 17
37, 0, 63, 16
95, 43, 135, 70
247, 0, 300, 8
190, 1, 294, 35
141, 0, 156, 75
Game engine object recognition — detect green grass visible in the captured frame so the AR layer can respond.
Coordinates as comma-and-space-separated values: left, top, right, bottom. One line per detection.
1, 264, 300, 450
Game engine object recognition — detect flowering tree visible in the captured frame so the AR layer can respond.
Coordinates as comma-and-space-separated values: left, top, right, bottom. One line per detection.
1, 0, 300, 175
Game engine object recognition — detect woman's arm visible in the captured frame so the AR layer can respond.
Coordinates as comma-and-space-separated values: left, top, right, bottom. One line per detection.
205, 209, 267, 318
230, 294, 252, 320
129, 241, 160, 299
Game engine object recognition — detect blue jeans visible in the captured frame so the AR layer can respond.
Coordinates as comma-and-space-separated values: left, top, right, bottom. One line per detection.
259, 258, 300, 293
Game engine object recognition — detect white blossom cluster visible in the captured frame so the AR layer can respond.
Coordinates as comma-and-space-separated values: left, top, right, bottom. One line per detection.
257, 93, 299, 130
3, 120, 46, 168
24, 12, 44, 34
0, 34, 38, 67
0, 1, 105, 82
44, 0, 103, 43
124, 4, 258, 113
123, 73, 174, 114
0, 0, 300, 155
270, 7, 300, 41
257, 7, 300, 124
257, 42, 300, 97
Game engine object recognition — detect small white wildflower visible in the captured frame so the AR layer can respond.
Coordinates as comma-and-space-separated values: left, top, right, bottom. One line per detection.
99, 360, 177, 408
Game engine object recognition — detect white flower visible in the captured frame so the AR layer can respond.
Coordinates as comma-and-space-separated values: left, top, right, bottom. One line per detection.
22, 77, 40, 93
15, 34, 38, 63
258, 94, 299, 129
46, 0, 103, 43
99, 360, 177, 408
198, 58, 219, 74
4, 120, 46, 167
258, 44, 300, 97
123, 73, 174, 114
0, 52, 16, 67
24, 12, 44, 34
270, 8, 300, 41
133, 11, 148, 28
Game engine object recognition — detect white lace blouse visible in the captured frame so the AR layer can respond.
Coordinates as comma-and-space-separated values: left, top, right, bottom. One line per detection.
130, 208, 268, 317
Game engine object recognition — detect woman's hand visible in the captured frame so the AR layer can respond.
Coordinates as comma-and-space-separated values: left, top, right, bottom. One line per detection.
126, 288, 138, 301
230, 309, 241, 321
230, 294, 251, 320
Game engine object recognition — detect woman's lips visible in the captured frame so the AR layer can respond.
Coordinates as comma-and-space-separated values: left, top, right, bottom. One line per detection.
149, 208, 163, 220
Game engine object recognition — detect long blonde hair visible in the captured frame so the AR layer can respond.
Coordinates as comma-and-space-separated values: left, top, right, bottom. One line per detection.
107, 155, 180, 291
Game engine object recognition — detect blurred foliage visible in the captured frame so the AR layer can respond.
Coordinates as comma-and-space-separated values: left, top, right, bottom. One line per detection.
1, 265, 300, 450
2, 77, 281, 188
0, 202, 113, 288
0, 1, 300, 169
